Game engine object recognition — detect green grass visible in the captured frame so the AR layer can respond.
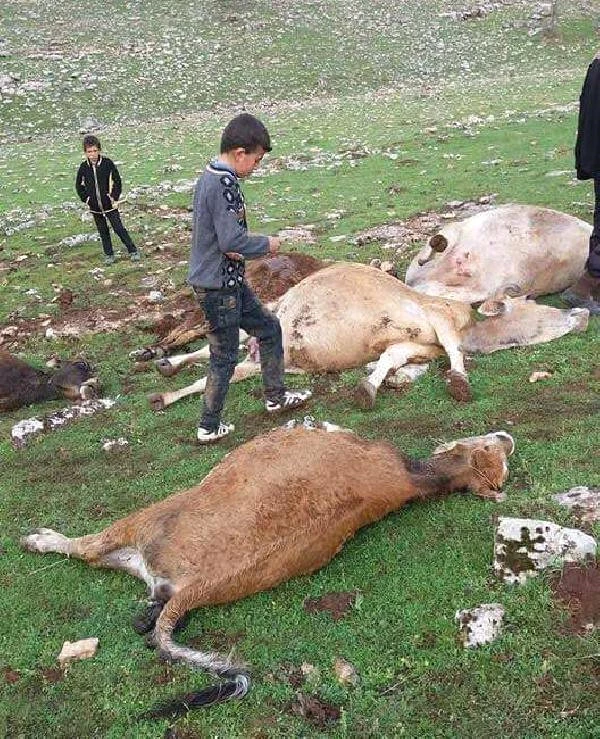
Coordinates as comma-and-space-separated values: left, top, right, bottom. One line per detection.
1, 1, 600, 736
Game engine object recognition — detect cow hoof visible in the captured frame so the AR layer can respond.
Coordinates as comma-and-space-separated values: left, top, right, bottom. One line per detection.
20, 528, 67, 553
129, 349, 155, 362
446, 371, 472, 402
354, 379, 377, 409
133, 601, 164, 635
148, 393, 166, 411
155, 359, 178, 377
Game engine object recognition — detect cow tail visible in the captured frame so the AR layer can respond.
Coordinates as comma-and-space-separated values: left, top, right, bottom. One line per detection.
140, 595, 250, 719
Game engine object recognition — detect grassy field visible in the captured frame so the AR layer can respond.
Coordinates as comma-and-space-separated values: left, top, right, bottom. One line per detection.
1, 1, 599, 737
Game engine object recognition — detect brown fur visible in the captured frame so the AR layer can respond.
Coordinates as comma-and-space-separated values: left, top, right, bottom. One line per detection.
0, 352, 96, 412
138, 252, 326, 359
21, 428, 512, 703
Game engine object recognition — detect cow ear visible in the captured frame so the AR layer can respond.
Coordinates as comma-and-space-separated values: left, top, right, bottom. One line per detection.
429, 234, 448, 253
478, 299, 507, 317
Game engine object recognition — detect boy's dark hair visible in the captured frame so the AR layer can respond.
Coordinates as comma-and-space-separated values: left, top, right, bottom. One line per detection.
83, 134, 101, 151
220, 114, 272, 154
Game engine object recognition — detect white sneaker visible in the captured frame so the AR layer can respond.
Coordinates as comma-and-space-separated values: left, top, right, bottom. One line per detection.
265, 389, 312, 413
196, 422, 234, 444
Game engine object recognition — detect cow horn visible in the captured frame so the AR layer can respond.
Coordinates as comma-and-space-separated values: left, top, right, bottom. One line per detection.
430, 234, 448, 253
417, 248, 433, 267
478, 299, 506, 317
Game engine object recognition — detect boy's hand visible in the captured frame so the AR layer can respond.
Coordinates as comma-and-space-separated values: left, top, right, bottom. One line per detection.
225, 251, 244, 261
268, 237, 280, 255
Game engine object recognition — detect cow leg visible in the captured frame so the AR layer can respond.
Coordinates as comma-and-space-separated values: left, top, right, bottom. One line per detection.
148, 359, 262, 411
428, 316, 472, 402
155, 347, 211, 377
355, 342, 439, 409
20, 527, 133, 565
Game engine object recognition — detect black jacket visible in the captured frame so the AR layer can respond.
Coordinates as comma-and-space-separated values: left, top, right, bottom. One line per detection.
75, 156, 122, 213
575, 57, 600, 180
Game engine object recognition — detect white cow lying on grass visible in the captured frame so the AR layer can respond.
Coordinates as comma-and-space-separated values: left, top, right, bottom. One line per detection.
405, 204, 590, 304
147, 262, 589, 410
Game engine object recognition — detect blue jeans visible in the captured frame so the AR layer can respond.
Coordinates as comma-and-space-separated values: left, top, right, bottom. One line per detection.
195, 283, 285, 430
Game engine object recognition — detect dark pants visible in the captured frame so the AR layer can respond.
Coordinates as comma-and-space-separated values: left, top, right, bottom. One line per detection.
589, 178, 600, 277
195, 283, 286, 431
92, 210, 136, 256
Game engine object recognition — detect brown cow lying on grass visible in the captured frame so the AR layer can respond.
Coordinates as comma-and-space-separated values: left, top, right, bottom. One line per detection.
0, 352, 98, 412
21, 424, 514, 716
148, 262, 589, 410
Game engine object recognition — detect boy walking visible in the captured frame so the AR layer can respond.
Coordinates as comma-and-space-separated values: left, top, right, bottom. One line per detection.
75, 135, 140, 265
189, 113, 311, 443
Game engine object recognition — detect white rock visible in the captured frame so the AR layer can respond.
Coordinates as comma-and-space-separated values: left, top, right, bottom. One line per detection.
455, 603, 505, 647
102, 437, 129, 452
385, 363, 430, 387
494, 517, 597, 584
57, 637, 99, 666
529, 370, 553, 383
333, 657, 359, 686
553, 486, 600, 524
147, 290, 164, 304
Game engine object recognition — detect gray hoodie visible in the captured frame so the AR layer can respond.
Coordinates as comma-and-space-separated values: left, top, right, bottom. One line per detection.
188, 161, 269, 289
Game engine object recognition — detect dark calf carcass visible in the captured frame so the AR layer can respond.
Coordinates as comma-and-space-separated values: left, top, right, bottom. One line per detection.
0, 352, 98, 412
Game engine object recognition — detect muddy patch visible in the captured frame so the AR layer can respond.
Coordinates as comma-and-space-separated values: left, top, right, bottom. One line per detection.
550, 562, 600, 635
288, 693, 341, 729
2, 667, 20, 684
354, 196, 496, 254
303, 590, 359, 620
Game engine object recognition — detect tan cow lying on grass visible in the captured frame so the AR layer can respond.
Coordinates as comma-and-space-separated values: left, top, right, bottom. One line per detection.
405, 204, 590, 304
21, 424, 514, 716
148, 262, 589, 410
131, 251, 326, 363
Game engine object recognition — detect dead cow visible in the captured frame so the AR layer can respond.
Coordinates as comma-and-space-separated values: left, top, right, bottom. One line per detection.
405, 204, 590, 303
21, 425, 514, 715
0, 352, 98, 412
148, 262, 588, 410
132, 252, 326, 362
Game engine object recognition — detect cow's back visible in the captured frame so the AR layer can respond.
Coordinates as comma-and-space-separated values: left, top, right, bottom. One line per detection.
275, 262, 469, 370
406, 205, 591, 303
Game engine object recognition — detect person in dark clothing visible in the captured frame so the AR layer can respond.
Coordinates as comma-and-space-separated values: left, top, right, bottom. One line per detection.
189, 113, 311, 444
562, 52, 600, 314
75, 135, 139, 265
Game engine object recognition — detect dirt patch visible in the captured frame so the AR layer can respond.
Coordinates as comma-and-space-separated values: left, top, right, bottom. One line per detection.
303, 590, 359, 620
39, 666, 64, 683
2, 666, 20, 684
354, 196, 496, 252
550, 562, 600, 635
288, 693, 341, 728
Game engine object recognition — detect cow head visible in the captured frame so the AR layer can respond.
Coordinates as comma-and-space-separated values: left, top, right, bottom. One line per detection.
50, 359, 99, 401
461, 294, 589, 354
431, 431, 514, 500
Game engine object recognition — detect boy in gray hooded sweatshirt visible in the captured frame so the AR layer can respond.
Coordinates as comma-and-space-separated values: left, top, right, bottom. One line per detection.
188, 113, 311, 443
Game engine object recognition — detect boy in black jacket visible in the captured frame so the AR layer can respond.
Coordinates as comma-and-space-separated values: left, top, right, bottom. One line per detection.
75, 135, 139, 265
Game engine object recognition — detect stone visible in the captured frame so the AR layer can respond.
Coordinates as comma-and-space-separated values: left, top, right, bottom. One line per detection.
57, 637, 99, 666
494, 517, 597, 584
455, 603, 505, 647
